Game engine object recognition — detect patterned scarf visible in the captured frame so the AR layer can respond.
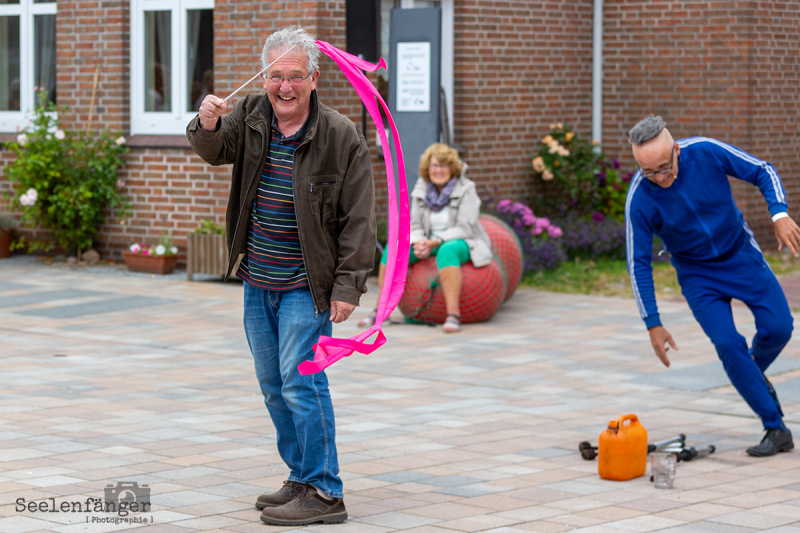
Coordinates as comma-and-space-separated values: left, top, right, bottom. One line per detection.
425, 177, 457, 212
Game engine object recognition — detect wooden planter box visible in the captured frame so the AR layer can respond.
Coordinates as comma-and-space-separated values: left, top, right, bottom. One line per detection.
123, 251, 178, 275
187, 232, 229, 281
0, 229, 12, 259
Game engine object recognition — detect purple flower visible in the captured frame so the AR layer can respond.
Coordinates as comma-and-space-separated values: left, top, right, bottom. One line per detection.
592, 212, 605, 223
497, 199, 512, 211
612, 159, 620, 169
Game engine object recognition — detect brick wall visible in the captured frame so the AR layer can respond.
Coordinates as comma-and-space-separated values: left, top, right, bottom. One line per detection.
56, 0, 129, 132
453, 0, 595, 201
603, 0, 800, 244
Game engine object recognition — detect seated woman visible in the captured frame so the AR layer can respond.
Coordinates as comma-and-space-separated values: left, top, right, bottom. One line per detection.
360, 143, 492, 333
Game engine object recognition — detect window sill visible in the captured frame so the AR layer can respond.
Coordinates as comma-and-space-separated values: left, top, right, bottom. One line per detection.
1, 134, 194, 149
127, 135, 192, 148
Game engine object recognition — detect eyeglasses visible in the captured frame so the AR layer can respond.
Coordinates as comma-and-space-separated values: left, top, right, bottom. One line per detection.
429, 163, 449, 170
640, 147, 676, 179
266, 73, 312, 86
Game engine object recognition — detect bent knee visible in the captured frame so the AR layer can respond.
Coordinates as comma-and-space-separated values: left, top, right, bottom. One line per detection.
764, 321, 793, 347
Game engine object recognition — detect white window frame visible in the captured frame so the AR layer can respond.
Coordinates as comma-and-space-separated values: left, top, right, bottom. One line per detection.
0, 0, 57, 132
130, 0, 213, 136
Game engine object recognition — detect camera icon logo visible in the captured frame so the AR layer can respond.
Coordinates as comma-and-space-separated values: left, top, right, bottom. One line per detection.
104, 481, 150, 511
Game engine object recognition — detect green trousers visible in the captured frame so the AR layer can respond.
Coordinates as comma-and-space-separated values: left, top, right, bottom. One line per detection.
381, 239, 470, 269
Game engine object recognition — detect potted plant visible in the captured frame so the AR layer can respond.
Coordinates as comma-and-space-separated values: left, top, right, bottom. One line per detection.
124, 234, 179, 274
187, 219, 228, 281
0, 212, 17, 259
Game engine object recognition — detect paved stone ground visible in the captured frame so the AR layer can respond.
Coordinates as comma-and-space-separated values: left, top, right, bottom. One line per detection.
2, 257, 800, 533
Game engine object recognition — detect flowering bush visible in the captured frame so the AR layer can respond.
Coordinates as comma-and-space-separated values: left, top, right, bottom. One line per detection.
555, 212, 626, 261
129, 234, 178, 256
531, 123, 630, 220
492, 199, 566, 273
2, 91, 130, 255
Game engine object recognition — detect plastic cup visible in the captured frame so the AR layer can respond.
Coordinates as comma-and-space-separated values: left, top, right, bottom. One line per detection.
651, 453, 676, 489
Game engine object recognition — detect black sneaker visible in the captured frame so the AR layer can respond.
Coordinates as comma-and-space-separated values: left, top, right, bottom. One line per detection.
746, 427, 794, 457
255, 480, 305, 510
260, 484, 347, 526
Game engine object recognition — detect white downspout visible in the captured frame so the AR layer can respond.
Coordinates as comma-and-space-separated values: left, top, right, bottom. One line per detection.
592, 0, 603, 145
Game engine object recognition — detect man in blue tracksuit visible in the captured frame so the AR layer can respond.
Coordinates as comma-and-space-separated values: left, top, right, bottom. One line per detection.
625, 115, 800, 456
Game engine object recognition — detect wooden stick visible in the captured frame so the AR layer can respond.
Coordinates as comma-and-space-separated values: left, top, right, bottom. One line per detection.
86, 66, 101, 133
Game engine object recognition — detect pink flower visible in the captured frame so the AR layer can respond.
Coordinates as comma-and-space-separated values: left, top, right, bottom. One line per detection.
496, 199, 512, 211
530, 226, 543, 235
548, 226, 563, 238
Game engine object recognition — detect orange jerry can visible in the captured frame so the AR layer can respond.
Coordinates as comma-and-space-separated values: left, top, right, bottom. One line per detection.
598, 414, 648, 481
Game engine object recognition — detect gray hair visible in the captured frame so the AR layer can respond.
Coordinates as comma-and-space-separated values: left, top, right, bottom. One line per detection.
627, 115, 667, 145
261, 26, 319, 74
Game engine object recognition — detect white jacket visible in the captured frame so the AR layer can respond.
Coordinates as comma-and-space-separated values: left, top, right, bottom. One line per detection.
409, 171, 493, 268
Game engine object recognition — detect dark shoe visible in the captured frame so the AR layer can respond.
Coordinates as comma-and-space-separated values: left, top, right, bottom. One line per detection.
255, 480, 305, 510
260, 484, 347, 526
747, 428, 794, 457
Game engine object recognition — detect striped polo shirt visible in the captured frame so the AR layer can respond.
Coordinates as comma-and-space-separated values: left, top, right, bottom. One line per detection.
239, 117, 309, 291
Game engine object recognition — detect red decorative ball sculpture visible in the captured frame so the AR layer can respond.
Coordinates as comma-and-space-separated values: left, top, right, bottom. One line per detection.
479, 214, 523, 301
398, 214, 522, 324
399, 256, 505, 324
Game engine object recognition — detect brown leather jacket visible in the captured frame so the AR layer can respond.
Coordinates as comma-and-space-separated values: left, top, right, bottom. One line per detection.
186, 91, 376, 312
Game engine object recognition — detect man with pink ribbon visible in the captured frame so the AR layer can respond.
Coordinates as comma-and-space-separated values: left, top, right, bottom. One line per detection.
186, 26, 408, 526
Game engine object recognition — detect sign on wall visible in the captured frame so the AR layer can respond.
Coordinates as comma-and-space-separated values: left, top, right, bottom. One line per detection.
396, 42, 431, 112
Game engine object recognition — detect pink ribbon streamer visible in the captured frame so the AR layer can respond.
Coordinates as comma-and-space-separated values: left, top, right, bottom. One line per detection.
297, 41, 410, 375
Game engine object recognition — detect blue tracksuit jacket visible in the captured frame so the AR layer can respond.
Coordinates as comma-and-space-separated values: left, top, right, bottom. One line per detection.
625, 137, 788, 329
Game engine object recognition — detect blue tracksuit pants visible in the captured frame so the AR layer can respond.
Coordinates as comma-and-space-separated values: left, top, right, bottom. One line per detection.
674, 237, 792, 430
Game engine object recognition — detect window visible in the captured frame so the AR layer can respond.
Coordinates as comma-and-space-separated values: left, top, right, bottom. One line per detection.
0, 0, 57, 132
131, 0, 213, 135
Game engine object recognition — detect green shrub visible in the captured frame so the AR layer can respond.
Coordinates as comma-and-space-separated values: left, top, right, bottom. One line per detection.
2, 91, 131, 255
194, 219, 225, 235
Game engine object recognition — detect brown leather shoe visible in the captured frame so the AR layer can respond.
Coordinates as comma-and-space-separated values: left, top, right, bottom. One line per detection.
254, 480, 304, 510
260, 484, 347, 526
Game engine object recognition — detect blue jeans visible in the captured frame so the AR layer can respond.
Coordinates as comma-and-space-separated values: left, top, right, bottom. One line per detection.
242, 284, 342, 498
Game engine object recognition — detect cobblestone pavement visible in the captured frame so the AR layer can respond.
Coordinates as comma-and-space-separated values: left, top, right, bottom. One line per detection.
1, 257, 800, 533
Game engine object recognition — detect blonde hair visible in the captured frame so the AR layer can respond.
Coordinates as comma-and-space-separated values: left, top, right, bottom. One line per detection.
418, 143, 462, 182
